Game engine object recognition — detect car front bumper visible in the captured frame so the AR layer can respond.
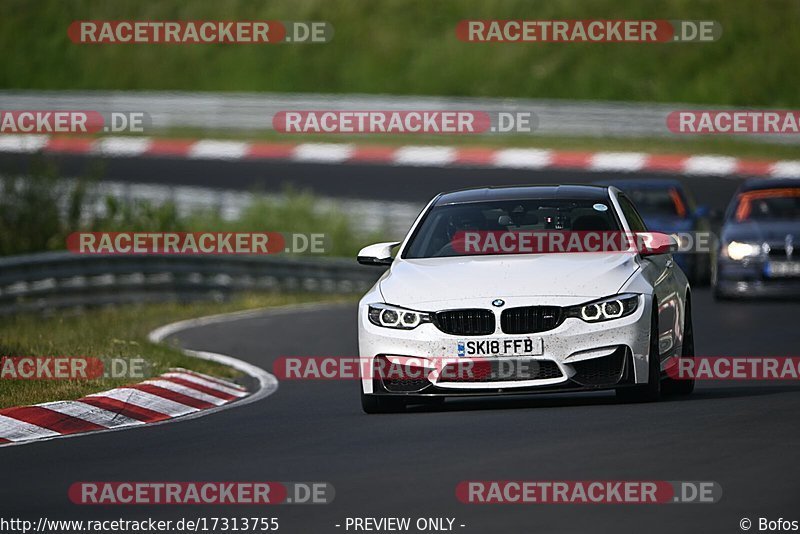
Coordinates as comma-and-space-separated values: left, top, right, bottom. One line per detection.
716, 258, 800, 298
358, 295, 653, 396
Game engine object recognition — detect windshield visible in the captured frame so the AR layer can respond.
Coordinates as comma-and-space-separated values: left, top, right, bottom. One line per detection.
403, 198, 620, 258
622, 187, 687, 218
733, 188, 800, 222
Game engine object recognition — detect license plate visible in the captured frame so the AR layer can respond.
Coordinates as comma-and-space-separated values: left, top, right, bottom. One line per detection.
457, 337, 543, 357
766, 261, 800, 277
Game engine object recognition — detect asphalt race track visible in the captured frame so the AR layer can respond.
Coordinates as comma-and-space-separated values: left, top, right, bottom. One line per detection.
0, 153, 743, 211
3, 291, 800, 534
1, 152, 797, 532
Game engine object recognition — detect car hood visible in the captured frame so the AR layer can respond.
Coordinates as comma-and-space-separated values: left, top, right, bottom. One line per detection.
722, 220, 800, 243
379, 253, 640, 307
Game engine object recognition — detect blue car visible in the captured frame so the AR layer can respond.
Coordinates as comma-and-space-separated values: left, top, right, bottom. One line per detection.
596, 179, 713, 284
713, 178, 800, 299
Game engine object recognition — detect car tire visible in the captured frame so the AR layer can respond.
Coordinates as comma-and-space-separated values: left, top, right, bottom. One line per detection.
361, 389, 407, 414
694, 253, 712, 287
664, 296, 695, 396
688, 256, 703, 286
616, 305, 661, 403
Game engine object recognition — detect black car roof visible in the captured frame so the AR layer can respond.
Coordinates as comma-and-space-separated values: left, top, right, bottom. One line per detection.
435, 184, 611, 205
595, 178, 683, 190
739, 178, 800, 192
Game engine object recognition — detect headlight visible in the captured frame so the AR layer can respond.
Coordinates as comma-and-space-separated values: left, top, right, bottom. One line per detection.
368, 303, 432, 329
566, 294, 640, 323
725, 241, 760, 261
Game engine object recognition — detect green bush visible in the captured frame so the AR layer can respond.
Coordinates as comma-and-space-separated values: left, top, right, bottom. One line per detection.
0, 172, 384, 257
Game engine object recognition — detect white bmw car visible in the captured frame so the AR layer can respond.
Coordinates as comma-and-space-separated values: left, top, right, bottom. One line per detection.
357, 185, 694, 413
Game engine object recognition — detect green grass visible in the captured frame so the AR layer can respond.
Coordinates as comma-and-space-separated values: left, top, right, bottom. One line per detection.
0, 293, 350, 408
1, 0, 799, 106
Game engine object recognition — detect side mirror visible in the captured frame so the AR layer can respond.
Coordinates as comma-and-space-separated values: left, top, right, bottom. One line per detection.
638, 232, 679, 256
357, 242, 400, 266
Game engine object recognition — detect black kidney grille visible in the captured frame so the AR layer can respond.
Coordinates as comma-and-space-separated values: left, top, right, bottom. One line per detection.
501, 306, 563, 334
434, 309, 495, 335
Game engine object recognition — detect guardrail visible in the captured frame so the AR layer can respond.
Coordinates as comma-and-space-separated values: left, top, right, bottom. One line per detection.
0, 90, 795, 145
0, 252, 380, 315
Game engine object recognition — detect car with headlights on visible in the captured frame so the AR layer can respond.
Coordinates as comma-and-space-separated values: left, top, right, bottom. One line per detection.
595, 178, 714, 285
356, 185, 693, 413
713, 178, 800, 299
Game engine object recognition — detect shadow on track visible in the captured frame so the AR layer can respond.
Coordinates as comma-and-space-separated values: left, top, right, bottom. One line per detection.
395, 383, 800, 414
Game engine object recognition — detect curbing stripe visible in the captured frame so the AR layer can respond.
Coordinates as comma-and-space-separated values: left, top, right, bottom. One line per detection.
394, 145, 457, 166
590, 151, 647, 172
139, 379, 229, 406
144, 138, 193, 156
168, 367, 247, 392
0, 414, 59, 442
77, 396, 172, 423
294, 142, 355, 163
93, 136, 152, 157
189, 140, 249, 160
770, 161, 800, 177
493, 148, 552, 169
44, 137, 93, 153
39, 400, 143, 428
2, 133, 799, 178
125, 383, 215, 410
684, 155, 739, 176
0, 134, 49, 153
87, 387, 199, 417
159, 375, 241, 400
0, 302, 340, 447
0, 370, 243, 445
0, 406, 106, 435
550, 150, 594, 169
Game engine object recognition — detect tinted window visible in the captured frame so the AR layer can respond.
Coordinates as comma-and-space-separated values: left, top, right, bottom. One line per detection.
731, 188, 800, 221
404, 198, 620, 258
618, 195, 648, 232
623, 188, 688, 218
